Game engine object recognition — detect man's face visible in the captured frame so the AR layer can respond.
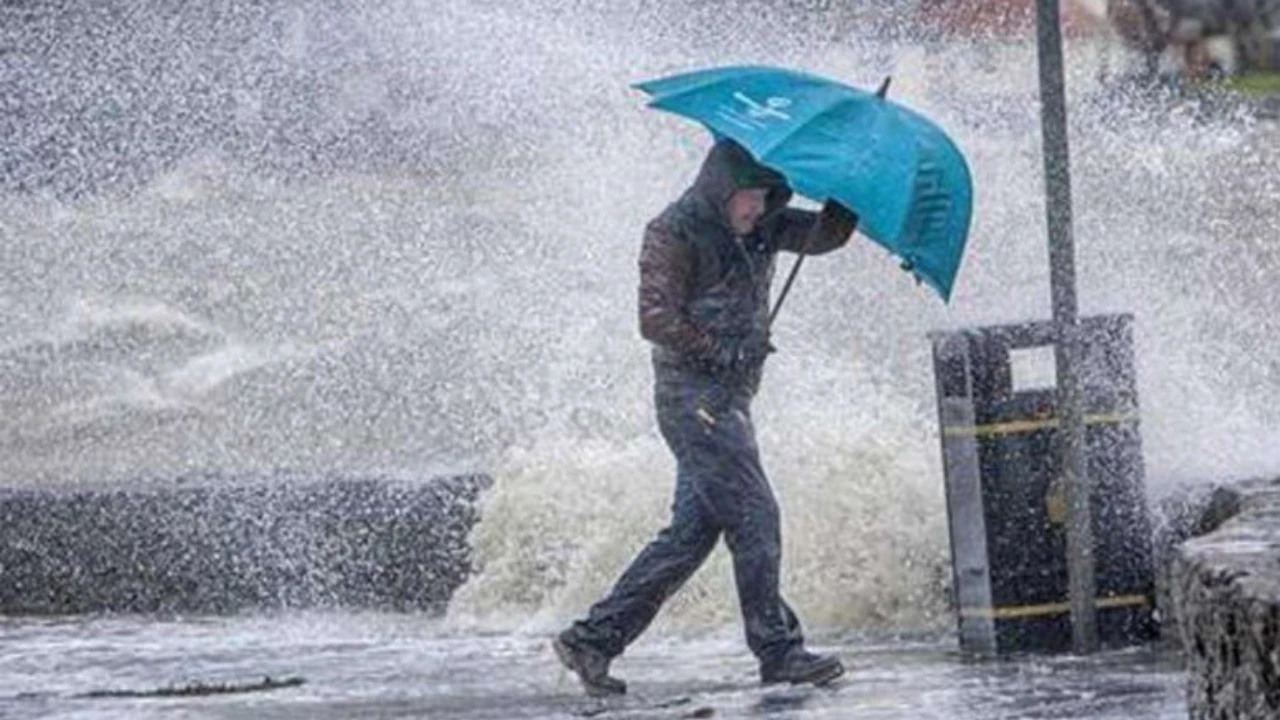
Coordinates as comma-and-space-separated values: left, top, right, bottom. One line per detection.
726, 188, 768, 237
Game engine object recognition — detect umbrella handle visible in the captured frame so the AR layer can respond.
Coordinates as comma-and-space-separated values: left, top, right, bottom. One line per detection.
769, 246, 808, 329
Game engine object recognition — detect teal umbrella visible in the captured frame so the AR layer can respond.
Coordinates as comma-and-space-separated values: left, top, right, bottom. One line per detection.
635, 65, 973, 301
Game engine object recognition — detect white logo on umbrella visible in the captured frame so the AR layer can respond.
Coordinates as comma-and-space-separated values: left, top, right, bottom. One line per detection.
733, 92, 792, 121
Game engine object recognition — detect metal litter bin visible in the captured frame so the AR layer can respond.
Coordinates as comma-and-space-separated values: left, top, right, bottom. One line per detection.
930, 314, 1157, 654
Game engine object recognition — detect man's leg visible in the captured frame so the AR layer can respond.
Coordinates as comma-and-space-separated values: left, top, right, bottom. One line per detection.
686, 399, 802, 663
688, 397, 842, 685
565, 464, 720, 657
557, 393, 721, 694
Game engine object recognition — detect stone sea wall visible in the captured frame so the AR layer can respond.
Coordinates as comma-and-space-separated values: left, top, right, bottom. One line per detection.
1166, 478, 1280, 719
0, 473, 490, 615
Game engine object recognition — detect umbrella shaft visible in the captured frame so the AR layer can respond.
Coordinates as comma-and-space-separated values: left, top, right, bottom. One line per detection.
769, 252, 807, 328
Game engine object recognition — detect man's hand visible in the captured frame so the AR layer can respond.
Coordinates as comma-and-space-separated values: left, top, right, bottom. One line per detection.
817, 200, 859, 246
710, 328, 776, 375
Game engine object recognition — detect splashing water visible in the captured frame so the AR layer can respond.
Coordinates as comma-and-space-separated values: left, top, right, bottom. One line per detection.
3, 1, 1280, 637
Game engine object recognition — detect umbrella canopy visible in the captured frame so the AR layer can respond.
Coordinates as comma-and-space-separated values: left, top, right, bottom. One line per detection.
635, 65, 973, 301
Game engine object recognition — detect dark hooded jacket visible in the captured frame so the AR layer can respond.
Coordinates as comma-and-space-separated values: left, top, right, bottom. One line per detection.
638, 140, 850, 393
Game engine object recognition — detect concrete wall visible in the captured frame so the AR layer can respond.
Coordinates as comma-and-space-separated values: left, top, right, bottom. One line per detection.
0, 473, 489, 615
1167, 478, 1280, 719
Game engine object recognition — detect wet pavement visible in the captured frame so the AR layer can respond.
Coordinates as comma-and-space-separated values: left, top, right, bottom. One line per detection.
0, 612, 1187, 719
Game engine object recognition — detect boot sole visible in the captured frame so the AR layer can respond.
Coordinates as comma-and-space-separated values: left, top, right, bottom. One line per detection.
553, 637, 626, 697
806, 660, 845, 687
762, 659, 845, 688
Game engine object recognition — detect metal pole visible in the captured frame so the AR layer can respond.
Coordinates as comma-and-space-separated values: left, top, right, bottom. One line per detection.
1035, 0, 1097, 654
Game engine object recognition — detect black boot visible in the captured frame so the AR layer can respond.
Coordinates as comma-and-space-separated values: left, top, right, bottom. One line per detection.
760, 647, 844, 686
553, 630, 627, 697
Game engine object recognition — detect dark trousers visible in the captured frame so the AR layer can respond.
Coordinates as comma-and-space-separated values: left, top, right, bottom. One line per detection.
568, 370, 803, 665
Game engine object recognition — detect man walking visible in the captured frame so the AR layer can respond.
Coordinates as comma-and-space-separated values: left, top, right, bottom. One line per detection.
555, 139, 858, 696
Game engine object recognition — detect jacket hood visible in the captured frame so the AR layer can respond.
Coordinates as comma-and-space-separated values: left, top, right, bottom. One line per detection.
679, 140, 792, 232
